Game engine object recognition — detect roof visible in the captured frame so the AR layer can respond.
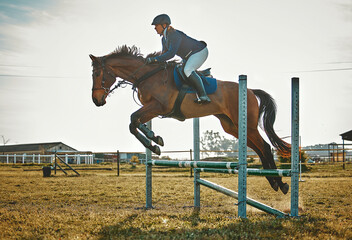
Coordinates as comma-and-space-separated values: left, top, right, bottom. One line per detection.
340, 130, 352, 141
0, 142, 77, 153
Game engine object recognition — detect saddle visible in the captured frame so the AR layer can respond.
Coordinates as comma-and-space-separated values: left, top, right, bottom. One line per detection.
161, 65, 217, 121
174, 65, 217, 94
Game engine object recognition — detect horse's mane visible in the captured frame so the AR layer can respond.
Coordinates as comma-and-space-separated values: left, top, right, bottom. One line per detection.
104, 45, 179, 66
107, 45, 144, 60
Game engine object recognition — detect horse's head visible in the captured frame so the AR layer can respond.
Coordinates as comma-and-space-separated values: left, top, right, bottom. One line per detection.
90, 54, 117, 106
90, 46, 169, 106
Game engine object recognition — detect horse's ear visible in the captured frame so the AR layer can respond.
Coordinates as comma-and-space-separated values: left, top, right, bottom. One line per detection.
89, 54, 97, 61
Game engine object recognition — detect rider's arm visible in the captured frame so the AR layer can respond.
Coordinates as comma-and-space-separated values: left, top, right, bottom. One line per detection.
155, 30, 181, 62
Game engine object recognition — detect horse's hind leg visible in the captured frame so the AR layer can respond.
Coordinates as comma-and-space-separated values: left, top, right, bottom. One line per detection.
246, 136, 279, 192
215, 114, 287, 194
247, 128, 289, 194
215, 114, 278, 191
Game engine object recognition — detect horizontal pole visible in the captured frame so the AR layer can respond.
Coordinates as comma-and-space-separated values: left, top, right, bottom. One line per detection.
197, 178, 288, 218
148, 160, 238, 169
197, 168, 291, 177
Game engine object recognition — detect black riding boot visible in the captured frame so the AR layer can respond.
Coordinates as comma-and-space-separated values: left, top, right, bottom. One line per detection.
187, 71, 211, 104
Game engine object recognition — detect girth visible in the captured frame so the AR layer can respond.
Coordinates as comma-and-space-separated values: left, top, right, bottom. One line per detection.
161, 85, 188, 121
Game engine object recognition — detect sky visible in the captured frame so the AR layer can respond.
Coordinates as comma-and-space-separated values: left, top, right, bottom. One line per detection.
0, 0, 351, 155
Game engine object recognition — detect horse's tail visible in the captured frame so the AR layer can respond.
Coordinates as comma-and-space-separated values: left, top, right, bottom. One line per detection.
252, 89, 291, 156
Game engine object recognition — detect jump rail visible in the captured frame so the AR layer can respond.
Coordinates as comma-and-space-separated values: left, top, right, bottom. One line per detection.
145, 76, 300, 218
196, 168, 292, 177
148, 160, 239, 169
147, 160, 291, 177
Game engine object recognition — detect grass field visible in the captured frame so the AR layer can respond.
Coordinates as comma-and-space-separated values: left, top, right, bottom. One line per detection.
0, 163, 351, 239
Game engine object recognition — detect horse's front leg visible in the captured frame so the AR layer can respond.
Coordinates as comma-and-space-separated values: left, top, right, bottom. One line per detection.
137, 123, 164, 146
129, 122, 161, 155
129, 103, 164, 155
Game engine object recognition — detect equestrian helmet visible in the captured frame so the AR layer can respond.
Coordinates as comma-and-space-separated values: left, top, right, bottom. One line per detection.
151, 14, 171, 25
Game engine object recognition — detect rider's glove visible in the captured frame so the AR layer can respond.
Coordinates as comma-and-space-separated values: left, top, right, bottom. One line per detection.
146, 57, 157, 64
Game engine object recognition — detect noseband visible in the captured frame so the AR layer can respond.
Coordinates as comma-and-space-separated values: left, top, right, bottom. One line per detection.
92, 57, 118, 95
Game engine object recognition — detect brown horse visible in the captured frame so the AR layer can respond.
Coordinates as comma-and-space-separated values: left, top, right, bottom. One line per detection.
90, 45, 291, 194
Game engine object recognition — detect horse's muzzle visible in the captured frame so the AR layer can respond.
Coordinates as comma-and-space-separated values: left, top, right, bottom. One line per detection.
92, 92, 106, 106
93, 97, 106, 106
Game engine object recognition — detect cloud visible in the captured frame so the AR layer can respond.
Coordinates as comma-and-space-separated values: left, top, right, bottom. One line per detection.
0, 0, 351, 151
0, 1, 58, 54
0, 1, 54, 24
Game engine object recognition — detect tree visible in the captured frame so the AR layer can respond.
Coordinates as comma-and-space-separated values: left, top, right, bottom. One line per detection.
200, 130, 237, 157
277, 150, 308, 163
1, 135, 10, 145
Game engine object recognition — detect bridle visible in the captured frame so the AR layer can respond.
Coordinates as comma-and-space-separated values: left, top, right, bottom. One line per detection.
91, 57, 123, 95
92, 57, 166, 96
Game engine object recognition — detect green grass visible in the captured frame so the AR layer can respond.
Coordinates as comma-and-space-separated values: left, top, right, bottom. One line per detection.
0, 163, 351, 239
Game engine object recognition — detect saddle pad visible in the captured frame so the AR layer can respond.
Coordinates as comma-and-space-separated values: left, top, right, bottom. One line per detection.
173, 67, 217, 94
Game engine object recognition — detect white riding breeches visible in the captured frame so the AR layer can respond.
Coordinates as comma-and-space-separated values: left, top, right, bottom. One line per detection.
183, 47, 208, 77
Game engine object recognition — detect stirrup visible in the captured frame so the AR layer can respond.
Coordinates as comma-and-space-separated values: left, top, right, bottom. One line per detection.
194, 96, 211, 104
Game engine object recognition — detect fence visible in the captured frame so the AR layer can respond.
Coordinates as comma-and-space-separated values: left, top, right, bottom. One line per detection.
0, 154, 94, 164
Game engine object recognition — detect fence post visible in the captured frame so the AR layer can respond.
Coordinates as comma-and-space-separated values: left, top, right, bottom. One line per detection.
145, 121, 153, 209
14, 154, 16, 164
117, 150, 120, 176
193, 118, 200, 210
7, 154, 9, 164
238, 75, 248, 218
189, 149, 193, 177
291, 77, 300, 217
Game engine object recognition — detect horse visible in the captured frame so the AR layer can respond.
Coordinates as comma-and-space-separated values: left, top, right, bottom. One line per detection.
90, 45, 291, 194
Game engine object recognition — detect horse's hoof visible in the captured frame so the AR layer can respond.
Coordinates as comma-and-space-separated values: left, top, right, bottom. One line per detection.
155, 136, 164, 146
280, 183, 289, 195
269, 181, 279, 191
152, 145, 161, 155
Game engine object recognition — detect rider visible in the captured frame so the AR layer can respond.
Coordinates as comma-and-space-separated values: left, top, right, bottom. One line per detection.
146, 14, 211, 104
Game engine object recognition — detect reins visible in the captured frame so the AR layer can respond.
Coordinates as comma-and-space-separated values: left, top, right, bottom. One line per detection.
93, 58, 168, 107
132, 64, 166, 90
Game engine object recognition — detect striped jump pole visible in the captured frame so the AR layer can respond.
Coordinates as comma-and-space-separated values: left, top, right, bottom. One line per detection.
196, 168, 292, 177
148, 160, 239, 169
147, 160, 291, 177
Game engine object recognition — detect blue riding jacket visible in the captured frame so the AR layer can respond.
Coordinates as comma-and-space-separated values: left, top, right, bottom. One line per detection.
155, 28, 207, 62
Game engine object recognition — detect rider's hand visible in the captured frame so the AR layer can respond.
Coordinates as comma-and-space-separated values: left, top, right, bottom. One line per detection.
146, 57, 157, 64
